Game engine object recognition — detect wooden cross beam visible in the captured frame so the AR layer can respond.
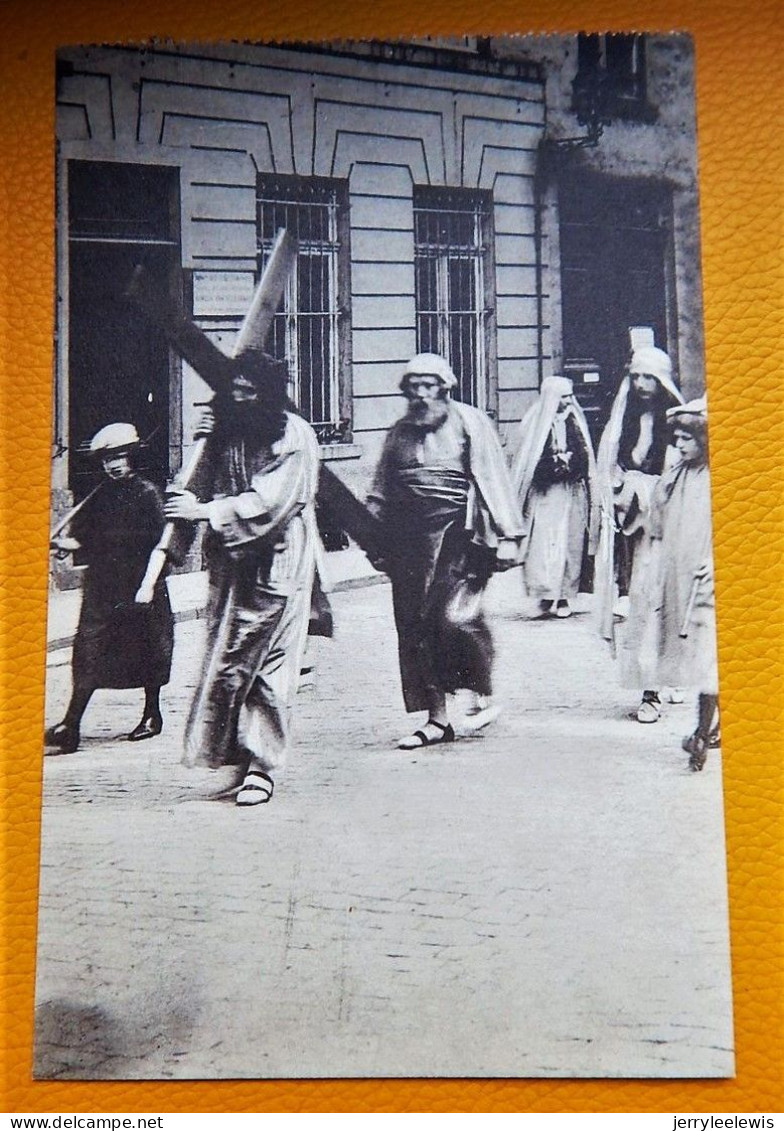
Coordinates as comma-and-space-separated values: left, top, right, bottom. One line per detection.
125, 233, 383, 598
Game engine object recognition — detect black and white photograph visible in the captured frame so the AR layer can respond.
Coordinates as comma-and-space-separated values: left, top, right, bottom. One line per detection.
37, 34, 733, 1079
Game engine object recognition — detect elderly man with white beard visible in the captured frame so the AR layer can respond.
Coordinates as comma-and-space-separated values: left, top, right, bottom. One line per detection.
368, 353, 525, 749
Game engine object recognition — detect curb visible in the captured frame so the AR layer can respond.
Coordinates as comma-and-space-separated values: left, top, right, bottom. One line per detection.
46, 570, 389, 654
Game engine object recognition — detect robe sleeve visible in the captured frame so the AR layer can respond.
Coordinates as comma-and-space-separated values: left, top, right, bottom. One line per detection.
136, 480, 167, 551
568, 417, 590, 481
206, 447, 312, 549
649, 464, 682, 542
460, 405, 525, 543
366, 426, 400, 525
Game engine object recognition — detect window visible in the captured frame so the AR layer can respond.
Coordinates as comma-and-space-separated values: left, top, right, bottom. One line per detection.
573, 34, 649, 122
69, 160, 178, 244
256, 175, 350, 442
413, 187, 495, 409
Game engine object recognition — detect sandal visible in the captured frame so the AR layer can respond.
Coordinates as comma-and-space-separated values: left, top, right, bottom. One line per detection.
236, 769, 274, 806
398, 720, 455, 750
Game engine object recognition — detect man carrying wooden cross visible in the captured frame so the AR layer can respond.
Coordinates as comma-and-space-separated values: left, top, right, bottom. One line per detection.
162, 349, 324, 806
130, 231, 331, 807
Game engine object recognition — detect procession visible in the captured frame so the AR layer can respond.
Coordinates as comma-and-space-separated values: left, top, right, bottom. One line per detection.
34, 36, 734, 1081
46, 341, 720, 796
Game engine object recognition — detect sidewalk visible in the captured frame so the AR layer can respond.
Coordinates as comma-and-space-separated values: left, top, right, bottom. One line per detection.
46, 544, 383, 651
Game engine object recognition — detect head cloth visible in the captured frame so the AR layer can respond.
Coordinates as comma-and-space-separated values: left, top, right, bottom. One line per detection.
400, 353, 458, 392
629, 346, 673, 383
510, 375, 598, 535
666, 395, 708, 425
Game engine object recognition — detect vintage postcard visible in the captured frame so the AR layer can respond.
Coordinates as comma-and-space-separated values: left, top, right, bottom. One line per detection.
36, 34, 733, 1079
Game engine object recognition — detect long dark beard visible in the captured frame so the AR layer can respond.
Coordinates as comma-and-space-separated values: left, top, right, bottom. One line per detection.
628, 383, 674, 413
213, 396, 287, 446
404, 398, 450, 432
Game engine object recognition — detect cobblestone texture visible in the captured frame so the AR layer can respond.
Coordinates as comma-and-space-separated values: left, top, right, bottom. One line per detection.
35, 574, 734, 1079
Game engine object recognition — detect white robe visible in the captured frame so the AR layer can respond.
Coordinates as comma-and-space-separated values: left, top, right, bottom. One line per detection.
184, 413, 323, 773
620, 460, 718, 692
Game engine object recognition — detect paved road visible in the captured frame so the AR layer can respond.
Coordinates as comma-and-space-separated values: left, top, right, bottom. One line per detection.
35, 573, 734, 1079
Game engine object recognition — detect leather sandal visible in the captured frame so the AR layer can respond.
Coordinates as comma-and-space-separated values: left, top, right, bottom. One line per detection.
398, 720, 455, 749
236, 769, 274, 806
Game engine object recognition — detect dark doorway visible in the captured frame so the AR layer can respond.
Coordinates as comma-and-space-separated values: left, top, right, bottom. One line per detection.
67, 161, 181, 498
558, 172, 673, 440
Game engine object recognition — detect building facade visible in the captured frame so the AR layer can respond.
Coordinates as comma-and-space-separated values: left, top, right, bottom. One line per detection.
52, 35, 703, 562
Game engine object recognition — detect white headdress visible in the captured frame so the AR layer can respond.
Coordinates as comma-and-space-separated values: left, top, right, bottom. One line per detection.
400, 353, 458, 392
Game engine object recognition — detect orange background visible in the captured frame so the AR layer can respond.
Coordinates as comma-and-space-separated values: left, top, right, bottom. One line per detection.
1, 0, 781, 1115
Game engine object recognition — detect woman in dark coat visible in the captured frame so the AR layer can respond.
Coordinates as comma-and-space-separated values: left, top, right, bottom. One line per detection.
46, 423, 174, 753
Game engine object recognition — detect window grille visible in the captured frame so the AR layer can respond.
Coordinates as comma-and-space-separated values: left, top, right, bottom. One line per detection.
573, 34, 648, 119
256, 175, 349, 442
413, 187, 494, 409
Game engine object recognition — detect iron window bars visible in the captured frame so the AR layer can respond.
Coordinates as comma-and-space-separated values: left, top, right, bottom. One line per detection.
257, 175, 349, 442
413, 186, 493, 408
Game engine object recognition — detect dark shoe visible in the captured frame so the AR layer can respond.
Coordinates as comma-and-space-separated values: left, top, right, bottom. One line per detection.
682, 730, 708, 772
45, 722, 80, 754
539, 599, 554, 616
128, 715, 163, 742
636, 692, 661, 724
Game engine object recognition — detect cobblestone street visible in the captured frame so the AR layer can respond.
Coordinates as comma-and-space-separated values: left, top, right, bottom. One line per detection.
34, 572, 734, 1080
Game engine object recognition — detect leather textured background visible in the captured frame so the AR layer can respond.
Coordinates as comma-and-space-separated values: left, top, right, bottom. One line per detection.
1, 0, 781, 1114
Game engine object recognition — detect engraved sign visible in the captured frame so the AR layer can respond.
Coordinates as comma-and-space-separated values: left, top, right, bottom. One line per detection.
193, 271, 256, 318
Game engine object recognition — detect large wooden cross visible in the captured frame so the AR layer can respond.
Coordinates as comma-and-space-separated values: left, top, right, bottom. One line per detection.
127, 229, 383, 603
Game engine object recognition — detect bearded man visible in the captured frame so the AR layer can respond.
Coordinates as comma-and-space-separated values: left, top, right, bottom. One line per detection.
368, 353, 524, 749
164, 351, 326, 806
595, 345, 684, 722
